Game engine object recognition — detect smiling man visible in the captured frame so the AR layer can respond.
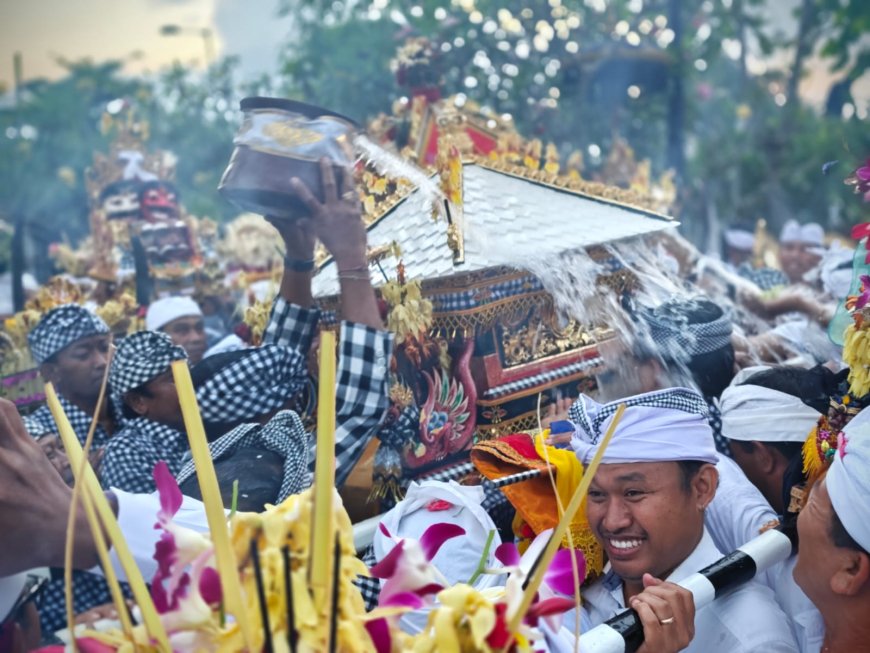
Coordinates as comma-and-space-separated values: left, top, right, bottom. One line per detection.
564, 388, 799, 653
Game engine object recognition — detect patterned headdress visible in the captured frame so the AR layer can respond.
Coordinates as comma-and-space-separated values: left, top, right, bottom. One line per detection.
639, 298, 733, 359
191, 345, 306, 430
569, 387, 717, 465
175, 410, 310, 502
109, 331, 188, 396
27, 304, 110, 365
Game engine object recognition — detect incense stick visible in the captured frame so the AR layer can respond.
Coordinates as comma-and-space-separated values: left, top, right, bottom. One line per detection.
506, 403, 626, 641
251, 539, 273, 653
283, 545, 297, 653
328, 534, 341, 653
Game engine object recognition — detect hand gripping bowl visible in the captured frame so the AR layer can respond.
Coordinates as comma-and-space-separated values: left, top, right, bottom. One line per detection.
218, 97, 358, 220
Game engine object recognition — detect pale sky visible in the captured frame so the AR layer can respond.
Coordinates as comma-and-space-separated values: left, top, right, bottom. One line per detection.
0, 0, 289, 90
0, 0, 866, 113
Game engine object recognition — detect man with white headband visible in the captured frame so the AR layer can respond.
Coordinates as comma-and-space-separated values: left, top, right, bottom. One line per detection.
720, 365, 830, 515
561, 388, 799, 653
792, 406, 870, 652
145, 296, 208, 364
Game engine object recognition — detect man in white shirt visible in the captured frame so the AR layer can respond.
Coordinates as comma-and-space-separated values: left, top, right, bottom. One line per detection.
791, 406, 870, 653
559, 387, 799, 653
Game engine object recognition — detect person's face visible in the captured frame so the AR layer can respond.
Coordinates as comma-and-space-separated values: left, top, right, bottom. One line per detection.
726, 246, 751, 267
163, 316, 207, 364
586, 462, 714, 586
793, 477, 841, 603
37, 435, 73, 485
128, 370, 184, 430
779, 241, 819, 284
42, 334, 111, 402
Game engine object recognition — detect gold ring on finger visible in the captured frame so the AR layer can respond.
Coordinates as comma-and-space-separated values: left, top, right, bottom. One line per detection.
659, 617, 675, 625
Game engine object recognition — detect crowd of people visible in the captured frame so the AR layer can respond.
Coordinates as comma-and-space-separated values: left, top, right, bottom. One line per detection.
0, 156, 869, 653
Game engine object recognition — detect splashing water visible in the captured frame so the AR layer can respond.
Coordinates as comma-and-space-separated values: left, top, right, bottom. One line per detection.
354, 135, 444, 209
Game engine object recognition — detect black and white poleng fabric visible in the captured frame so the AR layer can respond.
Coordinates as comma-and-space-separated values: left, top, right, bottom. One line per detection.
640, 303, 733, 357
109, 331, 187, 396
176, 410, 310, 502
27, 304, 110, 365
28, 393, 118, 449
100, 417, 188, 494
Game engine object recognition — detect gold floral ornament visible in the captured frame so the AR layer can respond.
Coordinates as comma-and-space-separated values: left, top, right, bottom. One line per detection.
95, 291, 141, 335
25, 276, 86, 313
243, 298, 273, 346
382, 265, 435, 344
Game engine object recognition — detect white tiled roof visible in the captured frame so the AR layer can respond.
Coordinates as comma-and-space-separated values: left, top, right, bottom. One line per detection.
313, 163, 677, 298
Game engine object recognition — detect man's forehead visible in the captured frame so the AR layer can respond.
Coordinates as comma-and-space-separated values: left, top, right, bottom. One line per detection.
165, 315, 203, 328
64, 333, 109, 352
592, 461, 678, 483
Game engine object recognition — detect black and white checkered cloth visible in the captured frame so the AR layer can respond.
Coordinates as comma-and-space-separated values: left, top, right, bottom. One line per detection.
100, 417, 188, 493
483, 357, 604, 399
414, 461, 476, 483
176, 410, 310, 501
262, 298, 320, 352
354, 546, 381, 611
737, 263, 789, 291
27, 304, 110, 365
109, 330, 187, 396
329, 321, 394, 487
193, 344, 307, 425
195, 297, 393, 490
29, 393, 119, 449
640, 300, 733, 357
706, 396, 732, 459
38, 570, 133, 636
568, 387, 709, 445
487, 468, 544, 488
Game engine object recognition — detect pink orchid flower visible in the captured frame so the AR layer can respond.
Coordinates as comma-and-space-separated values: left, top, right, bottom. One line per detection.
150, 462, 221, 632
368, 521, 466, 607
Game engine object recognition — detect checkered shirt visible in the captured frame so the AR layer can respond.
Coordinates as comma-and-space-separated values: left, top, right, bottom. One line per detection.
28, 393, 120, 449
109, 331, 187, 396
100, 417, 188, 493
318, 319, 393, 487
568, 387, 709, 444
38, 570, 133, 636
27, 304, 110, 365
737, 263, 789, 291
176, 410, 309, 502
201, 297, 393, 489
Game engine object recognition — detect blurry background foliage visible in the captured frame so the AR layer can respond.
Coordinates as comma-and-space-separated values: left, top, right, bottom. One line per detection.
0, 0, 868, 276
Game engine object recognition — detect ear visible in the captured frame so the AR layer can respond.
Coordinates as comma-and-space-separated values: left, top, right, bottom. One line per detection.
755, 442, 777, 475
830, 550, 870, 597
692, 464, 719, 511
125, 391, 149, 417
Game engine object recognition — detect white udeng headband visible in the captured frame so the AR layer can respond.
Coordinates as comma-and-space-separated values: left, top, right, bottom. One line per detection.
719, 383, 821, 444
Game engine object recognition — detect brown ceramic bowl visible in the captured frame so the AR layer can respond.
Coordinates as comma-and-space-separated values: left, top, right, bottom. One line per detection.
218, 97, 358, 220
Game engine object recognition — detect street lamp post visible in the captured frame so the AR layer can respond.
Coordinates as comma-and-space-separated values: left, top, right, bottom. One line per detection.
159, 24, 215, 66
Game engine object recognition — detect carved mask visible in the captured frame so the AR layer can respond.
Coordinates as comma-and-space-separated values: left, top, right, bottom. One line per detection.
139, 181, 180, 222
100, 180, 141, 220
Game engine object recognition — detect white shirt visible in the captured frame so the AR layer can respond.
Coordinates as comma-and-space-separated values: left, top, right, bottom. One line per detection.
706, 455, 779, 555
555, 529, 799, 653
769, 557, 825, 653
